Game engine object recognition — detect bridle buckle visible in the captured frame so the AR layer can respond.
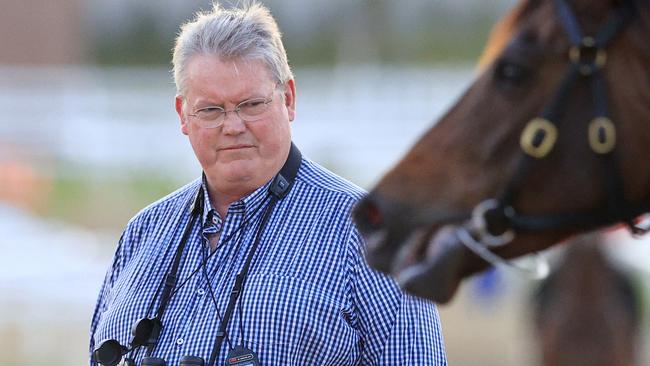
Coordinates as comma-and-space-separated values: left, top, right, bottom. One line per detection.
569, 37, 607, 75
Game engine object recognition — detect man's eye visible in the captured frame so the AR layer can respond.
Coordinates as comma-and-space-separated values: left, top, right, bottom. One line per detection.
196, 107, 223, 119
240, 99, 265, 108
200, 107, 223, 113
239, 99, 268, 115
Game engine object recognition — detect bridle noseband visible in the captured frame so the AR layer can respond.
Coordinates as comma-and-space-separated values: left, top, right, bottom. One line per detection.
458, 0, 640, 276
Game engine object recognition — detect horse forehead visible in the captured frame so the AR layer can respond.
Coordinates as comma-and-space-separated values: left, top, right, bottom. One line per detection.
479, 0, 631, 70
567, 0, 621, 18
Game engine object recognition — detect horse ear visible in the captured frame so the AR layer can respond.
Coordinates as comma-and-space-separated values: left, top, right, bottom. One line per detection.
477, 0, 541, 70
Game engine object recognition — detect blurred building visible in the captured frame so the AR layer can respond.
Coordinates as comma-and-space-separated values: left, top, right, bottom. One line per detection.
0, 0, 88, 64
0, 0, 516, 67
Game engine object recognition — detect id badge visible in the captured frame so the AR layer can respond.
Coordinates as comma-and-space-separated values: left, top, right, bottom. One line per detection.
225, 346, 260, 366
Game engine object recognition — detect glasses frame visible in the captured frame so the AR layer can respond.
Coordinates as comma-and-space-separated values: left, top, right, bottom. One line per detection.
187, 84, 281, 129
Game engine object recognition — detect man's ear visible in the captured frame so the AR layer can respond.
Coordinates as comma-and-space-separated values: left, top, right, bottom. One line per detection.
283, 79, 296, 122
175, 95, 189, 135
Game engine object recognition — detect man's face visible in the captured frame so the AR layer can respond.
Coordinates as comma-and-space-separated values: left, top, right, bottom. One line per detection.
176, 55, 295, 198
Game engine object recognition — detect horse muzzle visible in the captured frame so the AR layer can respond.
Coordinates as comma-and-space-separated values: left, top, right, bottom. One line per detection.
353, 193, 471, 303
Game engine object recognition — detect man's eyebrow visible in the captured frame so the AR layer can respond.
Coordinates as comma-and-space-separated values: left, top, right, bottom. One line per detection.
192, 88, 268, 108
192, 98, 224, 109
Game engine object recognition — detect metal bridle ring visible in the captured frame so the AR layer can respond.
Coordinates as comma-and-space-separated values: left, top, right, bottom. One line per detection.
588, 116, 616, 154
470, 199, 515, 247
520, 118, 559, 158
569, 36, 607, 75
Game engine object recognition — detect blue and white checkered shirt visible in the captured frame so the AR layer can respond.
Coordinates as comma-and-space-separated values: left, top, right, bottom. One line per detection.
90, 156, 447, 365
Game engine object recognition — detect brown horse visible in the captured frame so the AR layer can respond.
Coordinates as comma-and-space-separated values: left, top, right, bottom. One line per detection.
353, 0, 650, 303
532, 234, 641, 366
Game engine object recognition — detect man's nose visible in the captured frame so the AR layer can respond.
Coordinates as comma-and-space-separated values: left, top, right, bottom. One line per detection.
220, 110, 246, 134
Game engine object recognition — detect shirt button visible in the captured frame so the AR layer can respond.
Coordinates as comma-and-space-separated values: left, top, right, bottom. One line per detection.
176, 338, 184, 345
197, 288, 205, 296
212, 217, 219, 224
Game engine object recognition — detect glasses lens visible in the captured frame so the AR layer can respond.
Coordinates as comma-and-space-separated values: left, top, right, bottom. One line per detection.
238, 98, 270, 121
195, 107, 224, 122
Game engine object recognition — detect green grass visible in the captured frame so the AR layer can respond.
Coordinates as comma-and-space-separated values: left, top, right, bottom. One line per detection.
46, 172, 181, 231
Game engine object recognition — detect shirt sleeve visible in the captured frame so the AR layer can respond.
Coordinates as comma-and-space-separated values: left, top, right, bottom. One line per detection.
88, 231, 129, 366
347, 228, 447, 365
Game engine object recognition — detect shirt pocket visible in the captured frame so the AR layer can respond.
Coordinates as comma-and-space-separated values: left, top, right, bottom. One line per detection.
236, 273, 360, 365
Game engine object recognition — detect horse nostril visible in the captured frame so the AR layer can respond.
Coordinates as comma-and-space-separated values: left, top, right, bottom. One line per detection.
354, 196, 385, 232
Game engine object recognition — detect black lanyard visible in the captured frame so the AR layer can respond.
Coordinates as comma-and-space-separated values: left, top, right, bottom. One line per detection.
141, 143, 300, 361
134, 185, 205, 358
207, 143, 302, 366
94, 144, 302, 366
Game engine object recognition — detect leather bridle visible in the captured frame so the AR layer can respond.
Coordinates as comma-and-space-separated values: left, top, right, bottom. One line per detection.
467, 0, 642, 252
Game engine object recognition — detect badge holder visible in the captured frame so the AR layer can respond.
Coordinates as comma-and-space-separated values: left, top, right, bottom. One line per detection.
225, 346, 260, 366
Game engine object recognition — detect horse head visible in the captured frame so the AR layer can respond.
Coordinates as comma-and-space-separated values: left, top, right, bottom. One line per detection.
353, 0, 650, 303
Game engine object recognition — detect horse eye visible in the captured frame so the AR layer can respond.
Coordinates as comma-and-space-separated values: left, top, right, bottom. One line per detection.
494, 60, 529, 85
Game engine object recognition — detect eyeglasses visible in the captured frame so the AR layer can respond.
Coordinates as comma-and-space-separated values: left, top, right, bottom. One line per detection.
187, 88, 278, 129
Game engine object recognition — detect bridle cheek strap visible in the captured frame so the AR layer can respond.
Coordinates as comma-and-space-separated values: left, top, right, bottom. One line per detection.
480, 0, 643, 238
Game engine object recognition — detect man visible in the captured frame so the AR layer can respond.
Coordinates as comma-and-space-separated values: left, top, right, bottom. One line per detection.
90, 3, 447, 365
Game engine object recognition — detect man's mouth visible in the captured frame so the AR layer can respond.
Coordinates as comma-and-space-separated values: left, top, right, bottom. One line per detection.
220, 144, 254, 151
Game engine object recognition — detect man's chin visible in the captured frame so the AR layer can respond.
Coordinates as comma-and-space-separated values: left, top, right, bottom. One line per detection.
204, 161, 257, 187
218, 147, 256, 161
220, 162, 256, 182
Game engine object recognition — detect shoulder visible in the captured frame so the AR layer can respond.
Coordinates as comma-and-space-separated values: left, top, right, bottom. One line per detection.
103, 179, 201, 280
294, 157, 366, 205
279, 157, 366, 247
123, 178, 201, 237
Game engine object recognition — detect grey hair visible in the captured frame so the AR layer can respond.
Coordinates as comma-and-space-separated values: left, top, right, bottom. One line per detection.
172, 1, 293, 95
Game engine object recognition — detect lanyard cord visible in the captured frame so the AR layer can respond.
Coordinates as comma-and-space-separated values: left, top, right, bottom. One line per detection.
101, 143, 301, 365
207, 143, 302, 366
207, 195, 279, 366
133, 183, 270, 359
198, 192, 273, 354
140, 189, 204, 321
127, 143, 301, 364
202, 240, 235, 352
170, 197, 271, 298
139, 187, 204, 357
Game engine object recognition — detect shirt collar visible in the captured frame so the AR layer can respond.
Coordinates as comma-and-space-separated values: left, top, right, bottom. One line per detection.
200, 174, 273, 225
200, 176, 218, 228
